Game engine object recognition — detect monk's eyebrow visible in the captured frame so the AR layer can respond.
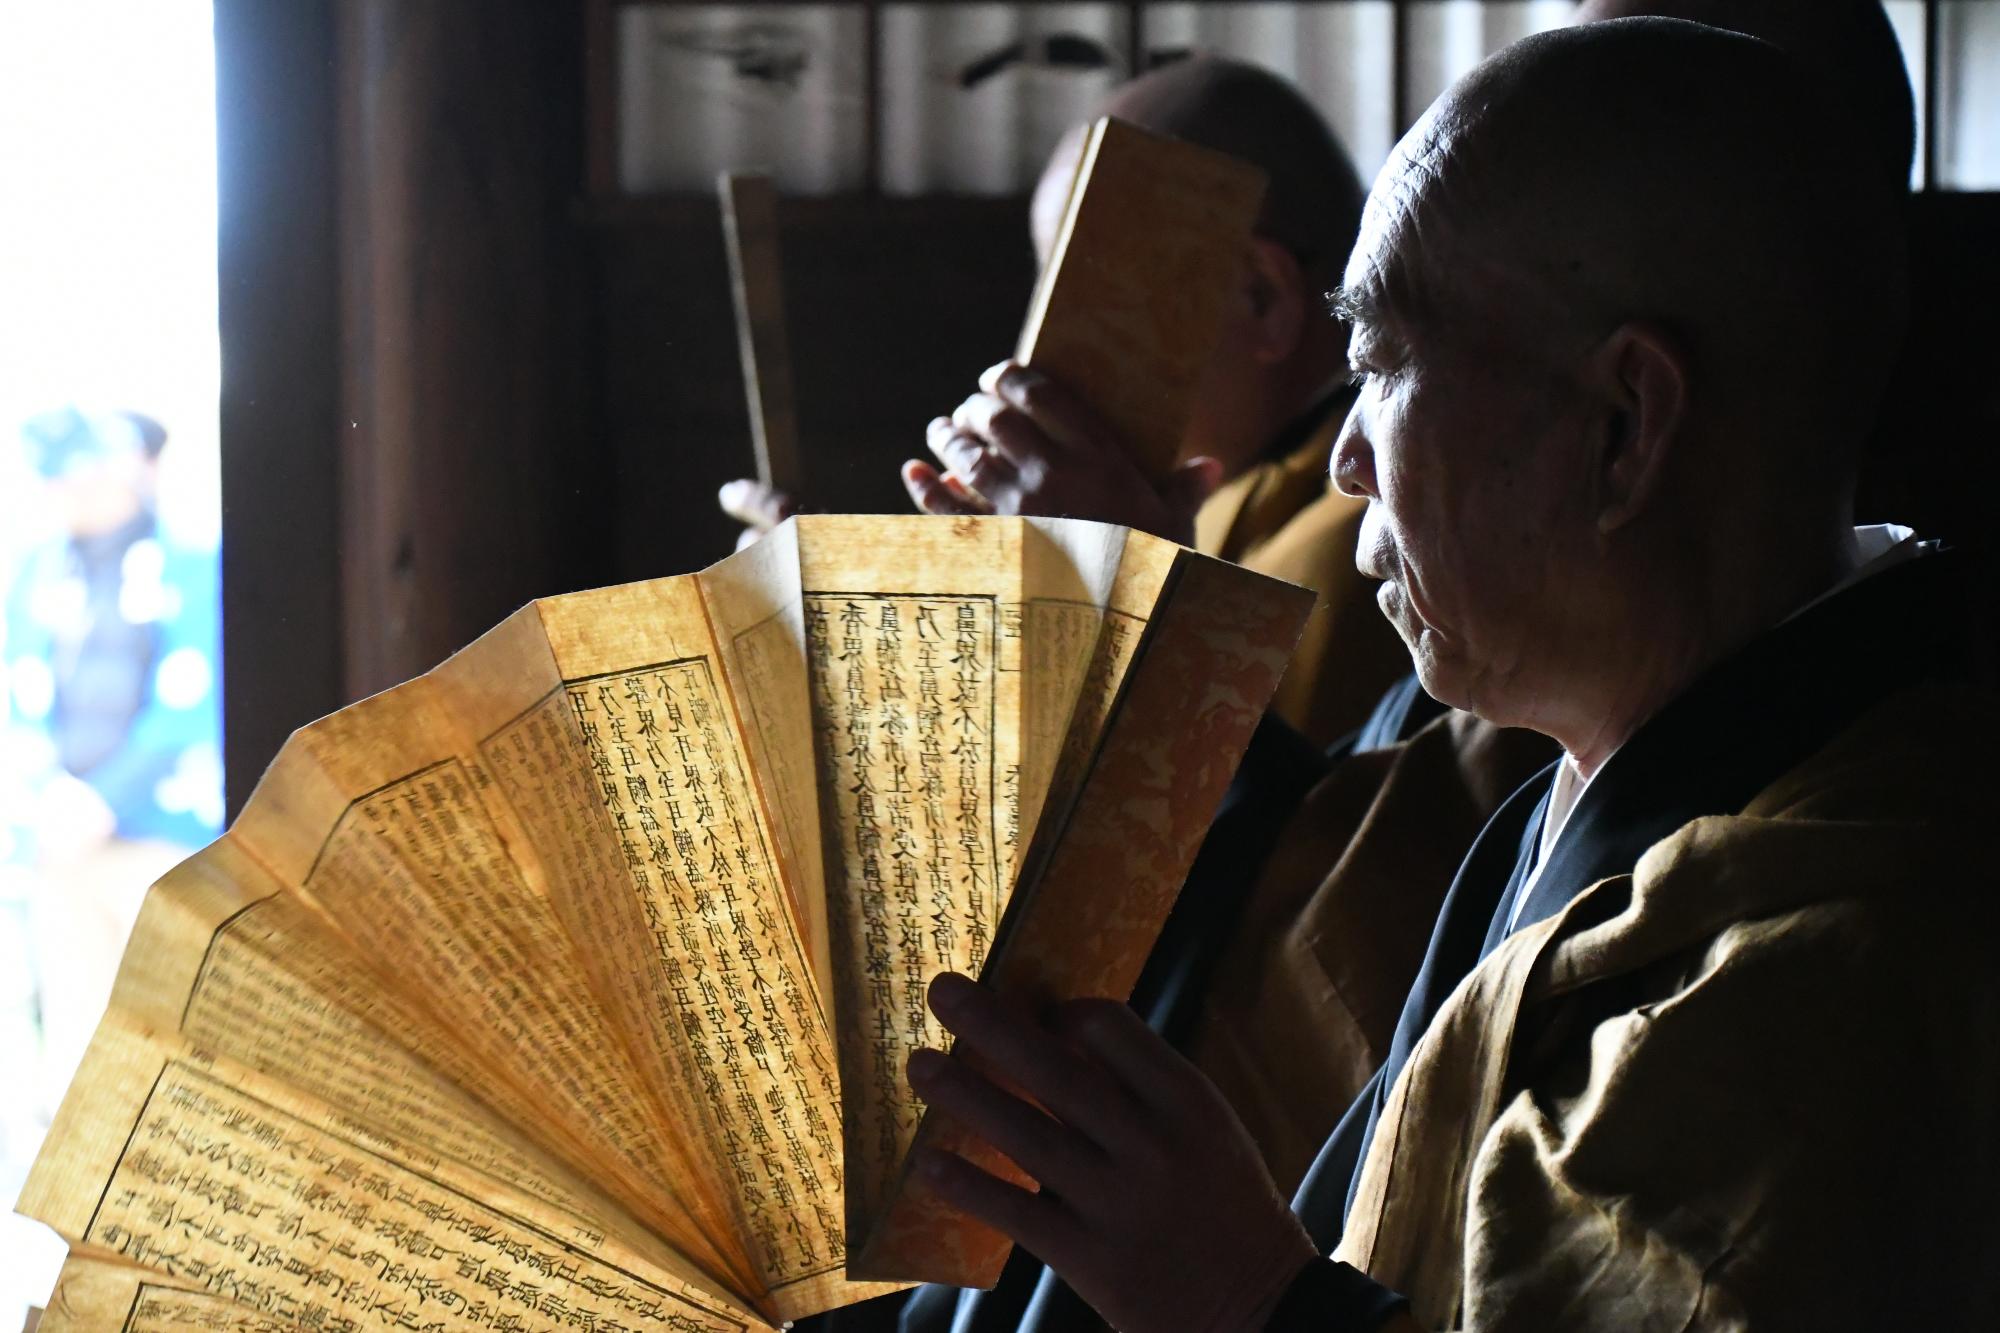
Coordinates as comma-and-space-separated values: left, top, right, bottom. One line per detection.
1325, 283, 1376, 327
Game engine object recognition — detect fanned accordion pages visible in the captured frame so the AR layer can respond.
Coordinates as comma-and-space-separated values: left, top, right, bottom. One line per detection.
20, 515, 1311, 1331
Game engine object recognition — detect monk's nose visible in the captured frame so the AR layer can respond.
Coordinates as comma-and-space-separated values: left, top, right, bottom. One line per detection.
1330, 405, 1378, 500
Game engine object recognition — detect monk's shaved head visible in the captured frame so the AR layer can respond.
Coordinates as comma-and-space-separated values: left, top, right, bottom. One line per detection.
1333, 19, 1912, 758
1573, 0, 1916, 193
1351, 17, 1907, 495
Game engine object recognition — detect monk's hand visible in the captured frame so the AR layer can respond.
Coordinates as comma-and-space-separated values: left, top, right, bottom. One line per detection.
908, 972, 1318, 1333
904, 360, 1223, 546
717, 479, 799, 551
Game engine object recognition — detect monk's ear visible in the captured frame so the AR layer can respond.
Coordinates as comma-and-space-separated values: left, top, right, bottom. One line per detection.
1590, 320, 1688, 535
1243, 237, 1308, 365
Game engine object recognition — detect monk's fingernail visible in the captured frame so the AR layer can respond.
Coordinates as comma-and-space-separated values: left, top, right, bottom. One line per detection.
978, 360, 1014, 392
718, 479, 746, 505
907, 1048, 946, 1086
928, 971, 976, 1018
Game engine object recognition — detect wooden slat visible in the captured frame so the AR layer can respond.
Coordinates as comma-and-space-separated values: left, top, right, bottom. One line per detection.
1015, 117, 1268, 483
719, 171, 806, 495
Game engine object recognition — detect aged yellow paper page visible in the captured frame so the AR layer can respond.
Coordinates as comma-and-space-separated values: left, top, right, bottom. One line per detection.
530, 576, 892, 1321
1016, 519, 1162, 854
851, 541, 1314, 1285
694, 520, 830, 999
23, 1023, 772, 1333
430, 597, 764, 1299
35, 1256, 288, 1332
1010, 519, 1132, 853
97, 833, 710, 1280
227, 667, 739, 1288
792, 515, 1047, 1247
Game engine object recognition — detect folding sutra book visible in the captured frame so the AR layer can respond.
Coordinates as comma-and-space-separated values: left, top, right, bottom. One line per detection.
1019, 117, 1268, 483
21, 515, 1312, 1331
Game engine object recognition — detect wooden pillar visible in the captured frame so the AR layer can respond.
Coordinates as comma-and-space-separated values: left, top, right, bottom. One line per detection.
336, 0, 600, 700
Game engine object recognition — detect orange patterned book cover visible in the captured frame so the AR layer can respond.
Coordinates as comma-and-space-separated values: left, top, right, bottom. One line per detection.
1017, 117, 1269, 482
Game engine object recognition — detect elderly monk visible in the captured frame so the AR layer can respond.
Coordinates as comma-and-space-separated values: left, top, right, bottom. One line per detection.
904, 18, 1998, 1332
725, 55, 1411, 747
1185, 0, 1925, 1264
898, 6, 1917, 1329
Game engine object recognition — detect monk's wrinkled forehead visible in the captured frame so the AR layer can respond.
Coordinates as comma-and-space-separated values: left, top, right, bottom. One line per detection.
1338, 104, 1467, 337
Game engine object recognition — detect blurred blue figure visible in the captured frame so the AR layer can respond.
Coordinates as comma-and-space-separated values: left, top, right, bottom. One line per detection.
3, 407, 222, 862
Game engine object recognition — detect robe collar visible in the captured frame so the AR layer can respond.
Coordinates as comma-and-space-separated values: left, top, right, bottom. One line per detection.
1325, 544, 1978, 1237
1499, 544, 1969, 938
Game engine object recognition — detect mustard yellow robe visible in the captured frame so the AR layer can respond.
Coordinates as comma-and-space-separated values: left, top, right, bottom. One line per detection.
1336, 682, 2000, 1329
1189, 711, 1555, 1194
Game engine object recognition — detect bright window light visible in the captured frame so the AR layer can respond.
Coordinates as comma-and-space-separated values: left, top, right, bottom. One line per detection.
0, 2, 220, 1323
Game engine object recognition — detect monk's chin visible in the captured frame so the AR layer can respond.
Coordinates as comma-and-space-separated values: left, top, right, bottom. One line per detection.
1410, 649, 1466, 711
1406, 624, 1493, 719
1378, 581, 1435, 660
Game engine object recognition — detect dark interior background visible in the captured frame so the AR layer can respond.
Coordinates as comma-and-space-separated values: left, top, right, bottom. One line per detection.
215, 0, 1999, 812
